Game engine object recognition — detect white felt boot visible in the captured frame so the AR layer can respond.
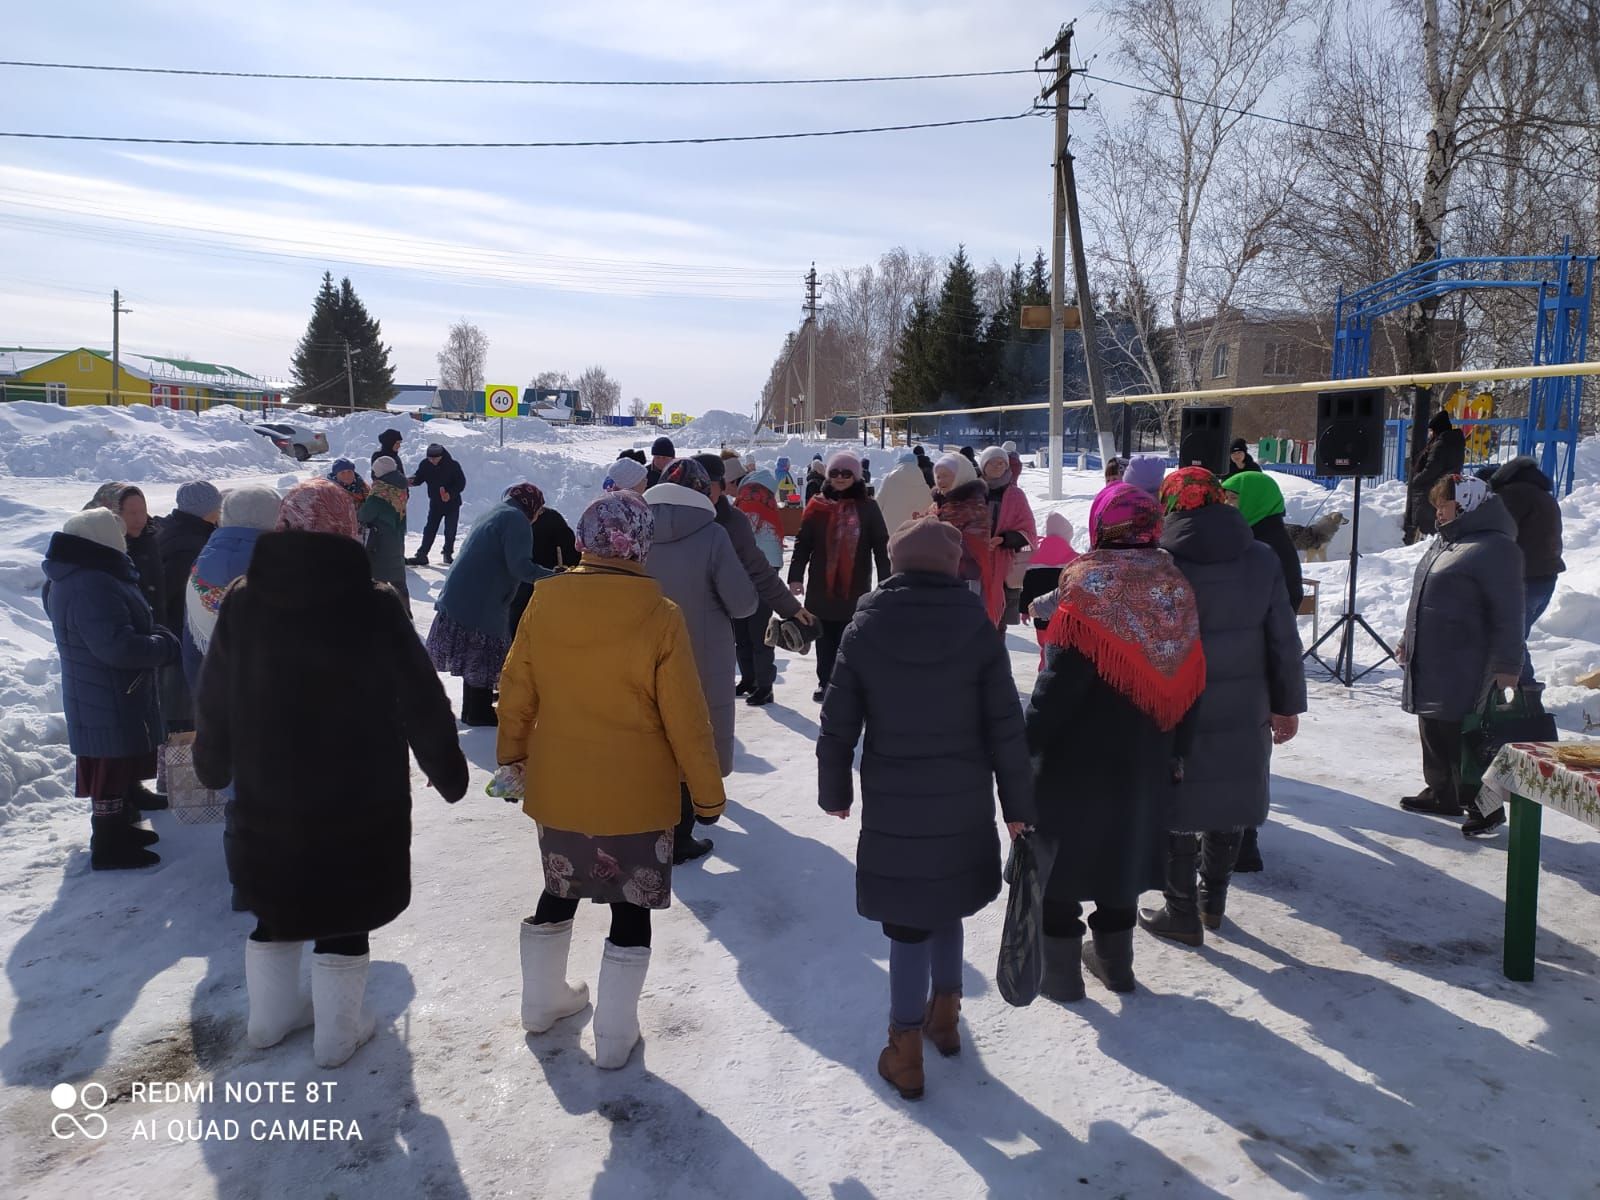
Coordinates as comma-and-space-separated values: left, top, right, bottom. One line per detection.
311, 952, 377, 1068
520, 918, 590, 1033
592, 941, 651, 1070
244, 939, 313, 1049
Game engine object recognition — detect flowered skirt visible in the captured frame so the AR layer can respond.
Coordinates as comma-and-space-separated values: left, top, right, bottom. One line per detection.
426, 611, 510, 689
538, 825, 675, 909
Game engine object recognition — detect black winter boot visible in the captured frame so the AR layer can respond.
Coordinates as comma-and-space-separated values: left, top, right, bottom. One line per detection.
460, 685, 498, 727
90, 816, 161, 871
1400, 791, 1462, 817
1233, 825, 1264, 872
735, 679, 751, 697
1040, 935, 1085, 1002
745, 685, 774, 707
1198, 830, 1246, 930
672, 785, 713, 864
1082, 929, 1136, 994
1139, 834, 1203, 946
126, 780, 169, 812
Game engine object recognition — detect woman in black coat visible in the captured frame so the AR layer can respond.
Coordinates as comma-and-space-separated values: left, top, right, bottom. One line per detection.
1026, 483, 1204, 1000
788, 451, 891, 701
155, 482, 220, 732
819, 517, 1032, 1100
113, 486, 166, 625
509, 503, 579, 636
1139, 468, 1307, 945
194, 479, 468, 1069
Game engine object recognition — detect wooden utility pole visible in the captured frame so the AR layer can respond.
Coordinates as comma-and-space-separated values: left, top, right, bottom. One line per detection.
804, 264, 819, 434
111, 290, 130, 406
1041, 23, 1116, 499
343, 340, 358, 413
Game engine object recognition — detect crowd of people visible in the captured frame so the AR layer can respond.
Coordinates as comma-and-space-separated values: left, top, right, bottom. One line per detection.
38, 424, 1566, 1090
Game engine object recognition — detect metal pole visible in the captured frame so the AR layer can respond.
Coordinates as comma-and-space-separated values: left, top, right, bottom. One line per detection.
805, 265, 818, 435
343, 342, 357, 413
111, 290, 127, 406
1062, 152, 1116, 464
1045, 29, 1069, 500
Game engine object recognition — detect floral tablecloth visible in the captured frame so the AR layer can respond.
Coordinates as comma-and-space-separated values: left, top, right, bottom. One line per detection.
1480, 741, 1600, 831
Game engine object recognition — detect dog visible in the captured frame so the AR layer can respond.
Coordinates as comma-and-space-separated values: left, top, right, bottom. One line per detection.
1286, 511, 1348, 563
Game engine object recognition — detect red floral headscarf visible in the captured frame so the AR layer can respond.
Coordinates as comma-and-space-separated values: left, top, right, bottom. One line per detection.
1157, 466, 1227, 514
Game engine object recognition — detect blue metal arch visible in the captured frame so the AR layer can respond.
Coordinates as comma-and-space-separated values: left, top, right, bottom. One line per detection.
1332, 251, 1595, 494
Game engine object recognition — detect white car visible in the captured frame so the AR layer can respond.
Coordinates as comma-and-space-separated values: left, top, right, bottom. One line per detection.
251, 422, 329, 461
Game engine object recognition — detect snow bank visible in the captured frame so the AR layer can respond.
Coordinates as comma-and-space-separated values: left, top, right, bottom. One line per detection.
0, 401, 285, 481
674, 409, 754, 447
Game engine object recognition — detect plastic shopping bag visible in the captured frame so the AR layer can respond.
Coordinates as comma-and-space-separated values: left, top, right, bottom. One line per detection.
996, 830, 1059, 1007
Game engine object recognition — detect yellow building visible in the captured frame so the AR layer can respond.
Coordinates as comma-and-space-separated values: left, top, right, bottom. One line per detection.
0, 347, 283, 410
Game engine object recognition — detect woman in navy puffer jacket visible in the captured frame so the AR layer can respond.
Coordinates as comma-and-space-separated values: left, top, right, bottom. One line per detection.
43, 507, 180, 870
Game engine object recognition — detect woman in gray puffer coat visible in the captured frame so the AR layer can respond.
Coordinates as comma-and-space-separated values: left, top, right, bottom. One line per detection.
1398, 473, 1524, 830
644, 459, 758, 863
1139, 468, 1307, 945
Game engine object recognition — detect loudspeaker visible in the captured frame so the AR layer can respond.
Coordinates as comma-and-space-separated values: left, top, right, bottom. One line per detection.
1314, 388, 1385, 476
1179, 406, 1232, 475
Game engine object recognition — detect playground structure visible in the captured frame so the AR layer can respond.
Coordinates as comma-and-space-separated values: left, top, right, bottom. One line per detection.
1332, 250, 1596, 496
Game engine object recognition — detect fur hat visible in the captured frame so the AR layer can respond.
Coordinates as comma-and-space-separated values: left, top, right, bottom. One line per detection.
425, 443, 446, 458
83, 481, 125, 511
888, 517, 963, 577
176, 480, 222, 519
825, 449, 862, 478
62, 507, 127, 553
371, 456, 399, 479
651, 436, 675, 458
221, 486, 282, 531
602, 457, 649, 492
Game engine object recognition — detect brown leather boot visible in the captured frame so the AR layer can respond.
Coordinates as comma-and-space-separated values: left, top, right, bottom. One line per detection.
877, 1027, 925, 1100
923, 992, 961, 1057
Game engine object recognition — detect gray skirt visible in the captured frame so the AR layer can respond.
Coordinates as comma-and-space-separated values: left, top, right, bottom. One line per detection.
539, 825, 675, 909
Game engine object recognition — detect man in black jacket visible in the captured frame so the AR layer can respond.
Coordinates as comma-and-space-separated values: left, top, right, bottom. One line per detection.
1406, 409, 1466, 543
1483, 455, 1566, 694
690, 453, 813, 708
645, 437, 675, 488
405, 444, 466, 566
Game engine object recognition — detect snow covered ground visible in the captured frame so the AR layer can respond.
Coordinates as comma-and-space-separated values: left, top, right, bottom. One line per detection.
1, 404, 1598, 1198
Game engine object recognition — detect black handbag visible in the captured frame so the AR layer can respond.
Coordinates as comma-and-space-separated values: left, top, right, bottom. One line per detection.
996, 830, 1059, 1007
1461, 688, 1558, 794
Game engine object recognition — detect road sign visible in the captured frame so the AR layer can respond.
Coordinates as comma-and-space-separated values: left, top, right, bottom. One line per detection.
485, 384, 519, 419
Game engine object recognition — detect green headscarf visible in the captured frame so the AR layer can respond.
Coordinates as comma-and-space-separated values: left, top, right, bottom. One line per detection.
1221, 470, 1286, 527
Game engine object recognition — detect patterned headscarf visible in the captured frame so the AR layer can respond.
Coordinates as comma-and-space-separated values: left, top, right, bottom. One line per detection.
504, 483, 545, 520
1158, 466, 1227, 514
575, 491, 654, 563
276, 478, 359, 540
1450, 473, 1491, 515
1088, 482, 1164, 548
661, 458, 712, 495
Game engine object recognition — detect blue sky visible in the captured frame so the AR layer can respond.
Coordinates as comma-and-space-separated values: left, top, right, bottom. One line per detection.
1, 2, 1111, 415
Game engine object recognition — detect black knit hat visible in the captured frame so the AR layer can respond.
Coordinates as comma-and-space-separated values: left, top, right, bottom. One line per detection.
690, 452, 725, 482
1230, 437, 1248, 453
651, 436, 675, 457
1428, 408, 1453, 434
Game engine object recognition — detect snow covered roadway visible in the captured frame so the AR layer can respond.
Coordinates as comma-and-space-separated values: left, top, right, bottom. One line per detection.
2, 405, 1599, 1199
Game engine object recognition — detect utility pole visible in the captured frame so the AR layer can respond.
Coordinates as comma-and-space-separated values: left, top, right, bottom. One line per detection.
343, 340, 357, 413
111, 290, 131, 406
804, 264, 819, 435
1041, 23, 1116, 499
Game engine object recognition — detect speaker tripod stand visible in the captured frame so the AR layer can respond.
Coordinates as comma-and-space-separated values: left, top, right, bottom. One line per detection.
1303, 474, 1396, 686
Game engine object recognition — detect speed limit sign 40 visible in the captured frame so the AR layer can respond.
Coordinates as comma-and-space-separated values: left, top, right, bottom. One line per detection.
485, 384, 519, 418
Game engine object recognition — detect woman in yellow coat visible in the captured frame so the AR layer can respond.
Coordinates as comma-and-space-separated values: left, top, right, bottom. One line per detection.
496, 491, 725, 1069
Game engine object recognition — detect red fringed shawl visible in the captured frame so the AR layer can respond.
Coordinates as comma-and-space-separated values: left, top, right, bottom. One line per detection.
1044, 548, 1206, 731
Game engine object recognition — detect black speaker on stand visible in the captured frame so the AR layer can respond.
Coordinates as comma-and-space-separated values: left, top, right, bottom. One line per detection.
1302, 387, 1396, 687
1179, 405, 1232, 475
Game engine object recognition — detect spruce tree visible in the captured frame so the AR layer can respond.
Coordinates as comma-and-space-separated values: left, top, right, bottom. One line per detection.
337, 277, 396, 408
291, 272, 345, 405
927, 246, 990, 406
888, 298, 938, 413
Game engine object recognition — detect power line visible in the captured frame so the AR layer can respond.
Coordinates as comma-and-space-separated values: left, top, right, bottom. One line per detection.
0, 108, 1040, 149
0, 59, 1037, 87
1080, 70, 1598, 187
